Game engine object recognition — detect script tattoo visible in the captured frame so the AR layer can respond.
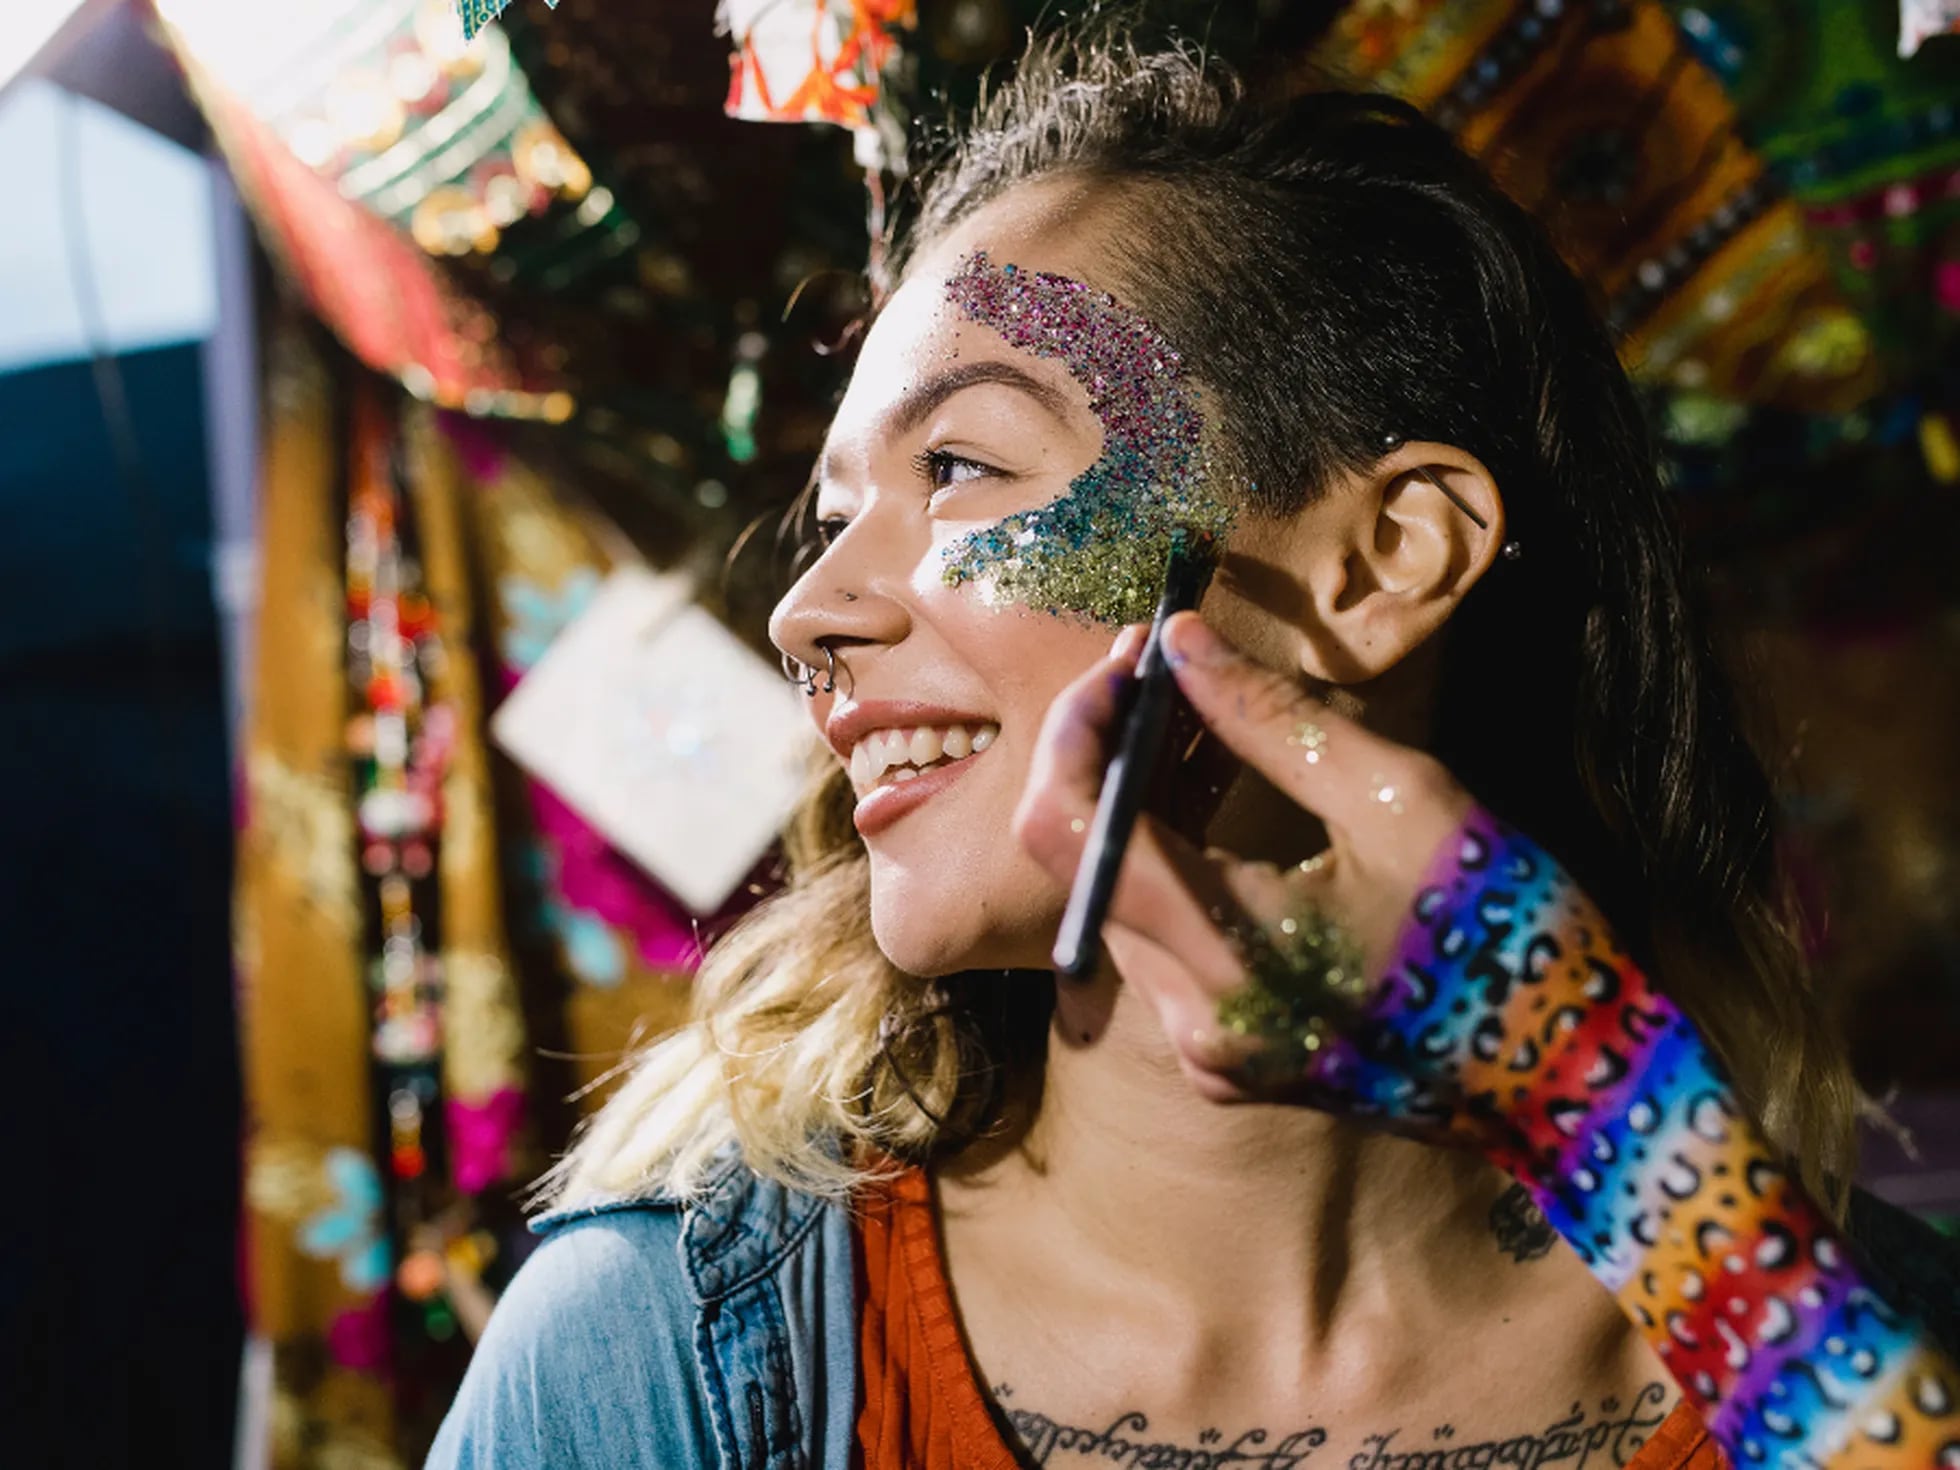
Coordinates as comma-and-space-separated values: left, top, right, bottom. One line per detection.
1488, 1183, 1556, 1264
992, 1384, 1327, 1468
989, 1382, 1671, 1470
1345, 1382, 1670, 1470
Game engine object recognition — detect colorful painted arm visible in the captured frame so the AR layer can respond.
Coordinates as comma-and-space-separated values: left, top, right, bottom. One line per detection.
1356, 810, 1960, 1469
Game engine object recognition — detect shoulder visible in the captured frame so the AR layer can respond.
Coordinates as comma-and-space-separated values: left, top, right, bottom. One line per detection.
426, 1200, 709, 1469
425, 1156, 862, 1469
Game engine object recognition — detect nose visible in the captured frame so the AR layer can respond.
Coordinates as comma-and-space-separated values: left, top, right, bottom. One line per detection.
768, 524, 912, 681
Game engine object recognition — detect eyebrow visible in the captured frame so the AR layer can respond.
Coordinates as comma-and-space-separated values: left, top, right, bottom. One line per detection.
818, 359, 1076, 485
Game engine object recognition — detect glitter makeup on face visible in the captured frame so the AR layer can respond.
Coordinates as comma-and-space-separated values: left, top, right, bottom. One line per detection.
939, 251, 1234, 625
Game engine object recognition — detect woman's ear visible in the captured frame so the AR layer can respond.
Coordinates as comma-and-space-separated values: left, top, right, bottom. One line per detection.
1237, 442, 1506, 686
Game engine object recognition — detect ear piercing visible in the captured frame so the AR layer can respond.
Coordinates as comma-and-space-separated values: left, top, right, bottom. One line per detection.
1380, 431, 1522, 561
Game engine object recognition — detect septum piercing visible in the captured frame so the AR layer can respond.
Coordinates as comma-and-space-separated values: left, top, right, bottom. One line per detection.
780, 644, 838, 697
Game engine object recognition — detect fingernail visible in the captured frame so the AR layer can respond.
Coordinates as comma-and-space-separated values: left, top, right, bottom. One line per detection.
1163, 614, 1223, 670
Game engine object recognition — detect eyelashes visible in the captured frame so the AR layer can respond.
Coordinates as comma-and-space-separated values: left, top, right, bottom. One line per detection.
812, 448, 1003, 547
911, 446, 999, 492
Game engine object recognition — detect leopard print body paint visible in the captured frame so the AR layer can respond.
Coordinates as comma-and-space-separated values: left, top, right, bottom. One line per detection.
1341, 811, 1960, 1468
938, 251, 1234, 626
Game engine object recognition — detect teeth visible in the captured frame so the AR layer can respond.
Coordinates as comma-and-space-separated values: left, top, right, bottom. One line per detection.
848, 722, 999, 789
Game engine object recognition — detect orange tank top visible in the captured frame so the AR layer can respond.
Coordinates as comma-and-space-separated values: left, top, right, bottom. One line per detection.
851, 1165, 1730, 1470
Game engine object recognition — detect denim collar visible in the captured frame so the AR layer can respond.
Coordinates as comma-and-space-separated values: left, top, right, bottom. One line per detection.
529, 1149, 832, 1306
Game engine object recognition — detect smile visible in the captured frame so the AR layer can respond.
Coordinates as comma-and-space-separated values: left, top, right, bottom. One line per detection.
848, 722, 998, 836
848, 722, 998, 790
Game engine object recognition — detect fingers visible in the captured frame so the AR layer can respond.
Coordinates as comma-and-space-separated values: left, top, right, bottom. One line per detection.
1015, 647, 1249, 993
1161, 612, 1468, 847
1098, 925, 1260, 1103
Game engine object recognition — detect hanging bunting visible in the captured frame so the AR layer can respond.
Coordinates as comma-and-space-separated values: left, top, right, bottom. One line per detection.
721, 0, 916, 154
1901, 0, 1960, 55
156, 0, 611, 415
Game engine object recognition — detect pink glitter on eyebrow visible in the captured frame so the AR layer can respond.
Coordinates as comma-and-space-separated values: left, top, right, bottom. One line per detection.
938, 250, 1232, 624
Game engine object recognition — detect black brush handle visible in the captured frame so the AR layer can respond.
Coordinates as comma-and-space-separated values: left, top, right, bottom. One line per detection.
1051, 538, 1213, 980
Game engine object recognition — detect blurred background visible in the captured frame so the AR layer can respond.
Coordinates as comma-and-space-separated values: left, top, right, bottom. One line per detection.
1, 0, 1956, 1464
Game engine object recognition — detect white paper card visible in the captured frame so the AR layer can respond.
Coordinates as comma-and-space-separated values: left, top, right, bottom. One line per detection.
491, 565, 814, 915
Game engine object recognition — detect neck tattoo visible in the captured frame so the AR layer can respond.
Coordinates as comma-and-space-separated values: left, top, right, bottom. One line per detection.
939, 250, 1235, 626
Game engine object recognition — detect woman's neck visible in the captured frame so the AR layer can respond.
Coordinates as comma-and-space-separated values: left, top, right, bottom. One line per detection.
942, 971, 1518, 1379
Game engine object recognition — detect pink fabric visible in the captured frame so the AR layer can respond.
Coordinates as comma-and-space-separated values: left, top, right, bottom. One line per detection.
326, 1293, 392, 1373
446, 1087, 527, 1195
526, 782, 706, 971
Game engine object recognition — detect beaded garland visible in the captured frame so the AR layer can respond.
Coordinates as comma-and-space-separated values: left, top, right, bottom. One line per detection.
345, 413, 464, 1344
939, 251, 1235, 626
1291, 810, 1960, 1468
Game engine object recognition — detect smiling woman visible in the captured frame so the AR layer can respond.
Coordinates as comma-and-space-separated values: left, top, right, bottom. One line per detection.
426, 25, 1960, 1470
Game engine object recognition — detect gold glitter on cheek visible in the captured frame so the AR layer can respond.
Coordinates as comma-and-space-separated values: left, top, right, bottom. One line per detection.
1287, 721, 1328, 764
1069, 818, 1086, 834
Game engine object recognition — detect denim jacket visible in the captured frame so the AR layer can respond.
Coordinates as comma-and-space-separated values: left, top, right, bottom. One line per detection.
426, 1152, 858, 1469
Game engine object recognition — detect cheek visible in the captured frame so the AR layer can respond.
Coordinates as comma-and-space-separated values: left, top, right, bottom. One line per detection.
864, 593, 1116, 972
918, 574, 1119, 703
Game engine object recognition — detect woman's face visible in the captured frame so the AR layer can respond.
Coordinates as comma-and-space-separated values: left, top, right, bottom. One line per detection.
770, 182, 1289, 977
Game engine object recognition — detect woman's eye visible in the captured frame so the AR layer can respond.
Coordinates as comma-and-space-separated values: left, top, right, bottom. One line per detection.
814, 517, 851, 548
912, 447, 998, 492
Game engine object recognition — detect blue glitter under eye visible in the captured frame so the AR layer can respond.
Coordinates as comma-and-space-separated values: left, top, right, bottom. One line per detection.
938, 251, 1234, 625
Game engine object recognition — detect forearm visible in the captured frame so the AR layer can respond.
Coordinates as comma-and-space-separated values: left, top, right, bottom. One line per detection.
1381, 811, 1959, 1467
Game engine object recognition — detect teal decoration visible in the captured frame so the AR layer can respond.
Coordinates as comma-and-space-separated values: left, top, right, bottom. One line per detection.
456, 0, 558, 43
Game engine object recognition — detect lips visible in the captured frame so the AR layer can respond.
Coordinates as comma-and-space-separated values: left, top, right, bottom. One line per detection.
851, 742, 990, 836
826, 701, 1001, 837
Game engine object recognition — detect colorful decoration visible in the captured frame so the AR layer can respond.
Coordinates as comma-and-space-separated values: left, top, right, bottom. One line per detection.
295, 1148, 392, 1293
158, 0, 612, 415
721, 0, 917, 135
489, 566, 812, 915
938, 252, 1235, 626
346, 388, 452, 1213
457, 0, 556, 43
1901, 0, 1960, 54
238, 332, 545, 1466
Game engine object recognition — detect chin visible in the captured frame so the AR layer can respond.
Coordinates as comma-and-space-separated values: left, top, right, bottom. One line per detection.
866, 856, 1060, 977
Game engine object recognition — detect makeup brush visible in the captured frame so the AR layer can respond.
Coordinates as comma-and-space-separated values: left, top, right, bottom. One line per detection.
1052, 529, 1219, 981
